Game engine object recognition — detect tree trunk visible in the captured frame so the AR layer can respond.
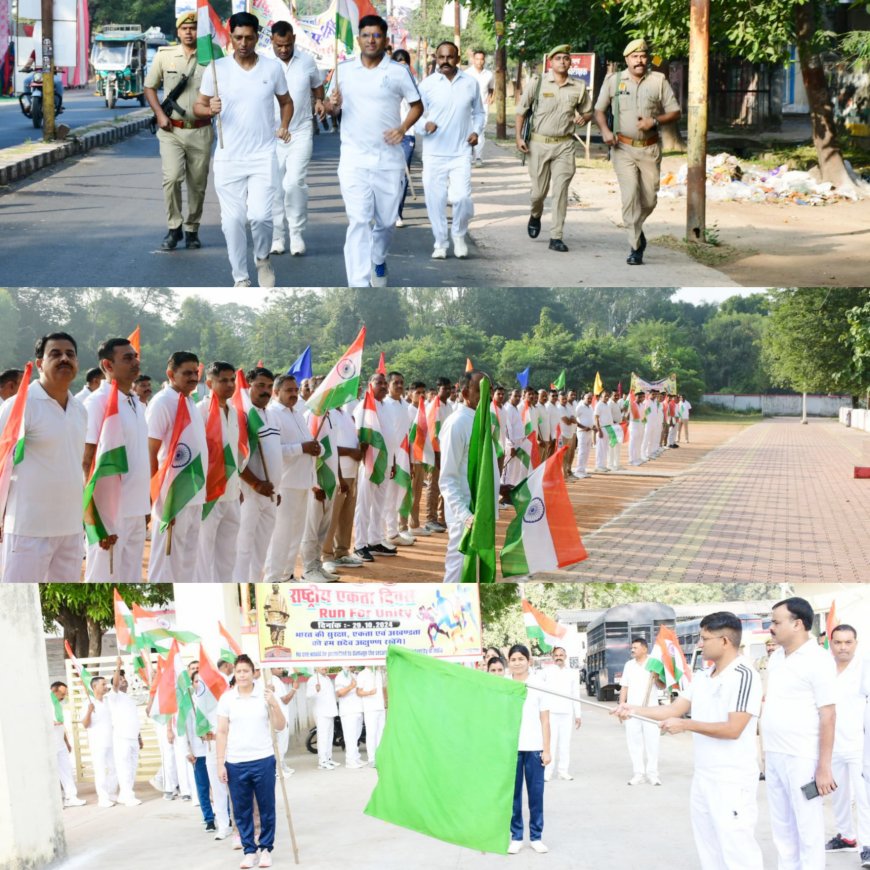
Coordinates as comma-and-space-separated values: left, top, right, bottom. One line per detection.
87, 617, 104, 658
57, 607, 90, 657
794, 2, 861, 197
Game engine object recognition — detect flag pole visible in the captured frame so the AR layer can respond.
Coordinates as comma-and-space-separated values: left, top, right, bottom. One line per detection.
524, 683, 661, 725
165, 521, 173, 556
109, 543, 114, 576
266, 696, 300, 864
211, 57, 224, 149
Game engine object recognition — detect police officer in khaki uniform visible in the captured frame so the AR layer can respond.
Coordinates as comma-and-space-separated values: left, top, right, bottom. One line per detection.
594, 39, 681, 265
515, 45, 592, 253
144, 12, 214, 251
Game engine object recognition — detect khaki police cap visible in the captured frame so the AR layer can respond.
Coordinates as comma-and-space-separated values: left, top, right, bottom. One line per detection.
176, 11, 197, 29
623, 38, 649, 57
547, 44, 572, 59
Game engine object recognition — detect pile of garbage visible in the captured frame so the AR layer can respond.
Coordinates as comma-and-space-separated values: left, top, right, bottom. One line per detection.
658, 152, 856, 204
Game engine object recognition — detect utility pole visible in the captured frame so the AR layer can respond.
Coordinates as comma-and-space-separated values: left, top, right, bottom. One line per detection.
686, 0, 710, 243
493, 0, 506, 138
454, 1, 461, 56
40, 0, 56, 141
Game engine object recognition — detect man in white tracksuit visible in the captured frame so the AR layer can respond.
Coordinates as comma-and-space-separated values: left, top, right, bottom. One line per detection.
381, 372, 414, 547
108, 658, 143, 806
51, 681, 86, 807
307, 669, 340, 769
267, 21, 325, 257
82, 676, 119, 807
542, 647, 581, 781
627, 391, 645, 466
593, 391, 613, 473
615, 611, 764, 870
618, 637, 662, 785
762, 597, 837, 870
502, 389, 527, 487
357, 666, 387, 767
324, 14, 422, 287
264, 374, 320, 581
417, 41, 484, 260
641, 392, 657, 462
572, 392, 594, 478
335, 666, 367, 769
825, 624, 870, 863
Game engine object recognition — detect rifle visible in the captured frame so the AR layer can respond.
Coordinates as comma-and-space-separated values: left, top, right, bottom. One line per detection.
519, 72, 545, 166
149, 70, 192, 134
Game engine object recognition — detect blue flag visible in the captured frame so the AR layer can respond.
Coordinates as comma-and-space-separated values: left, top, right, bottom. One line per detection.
516, 366, 530, 389
287, 345, 313, 381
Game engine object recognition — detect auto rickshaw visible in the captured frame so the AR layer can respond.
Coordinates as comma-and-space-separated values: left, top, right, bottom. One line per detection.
91, 25, 148, 108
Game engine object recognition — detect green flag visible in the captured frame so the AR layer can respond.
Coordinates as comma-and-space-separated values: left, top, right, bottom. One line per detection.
459, 377, 497, 583
552, 369, 566, 390
364, 647, 526, 854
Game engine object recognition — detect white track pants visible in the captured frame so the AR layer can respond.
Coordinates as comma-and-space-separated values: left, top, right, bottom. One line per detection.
364, 709, 385, 765
194, 499, 241, 581
422, 154, 473, 248
85, 515, 146, 582
204, 741, 230, 829
90, 739, 118, 803
148, 502, 201, 582
2, 532, 82, 582
338, 161, 403, 287
113, 736, 140, 802
341, 712, 363, 766
233, 485, 277, 582
595, 433, 609, 469
443, 520, 464, 583
625, 717, 659, 777
545, 712, 573, 777
300, 489, 336, 575
57, 745, 79, 800
272, 129, 314, 240
573, 430, 591, 476
628, 421, 643, 464
832, 752, 870, 846
316, 715, 335, 764
264, 488, 309, 581
213, 154, 274, 282
353, 475, 388, 550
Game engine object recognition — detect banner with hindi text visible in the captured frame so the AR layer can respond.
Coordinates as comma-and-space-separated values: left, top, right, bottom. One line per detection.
630, 372, 678, 395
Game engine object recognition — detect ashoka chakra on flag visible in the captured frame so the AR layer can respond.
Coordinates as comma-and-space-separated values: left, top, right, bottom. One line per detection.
172, 442, 193, 468
523, 497, 546, 524
338, 359, 357, 379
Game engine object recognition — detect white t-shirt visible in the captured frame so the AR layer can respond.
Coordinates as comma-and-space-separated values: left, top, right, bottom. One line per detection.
264, 48, 322, 132
465, 65, 494, 106
306, 672, 338, 718
619, 657, 658, 705
85, 381, 151, 517
834, 656, 867, 757
417, 70, 484, 158
335, 669, 364, 715
0, 382, 87, 537
680, 400, 692, 419
269, 400, 314, 491
513, 674, 549, 751
356, 667, 386, 713
681, 655, 762, 782
609, 399, 623, 424
331, 406, 360, 479
337, 54, 421, 170
244, 404, 283, 491
216, 683, 276, 763
761, 639, 837, 759
558, 402, 577, 439
198, 398, 241, 503
145, 387, 208, 507
541, 665, 581, 718
575, 402, 594, 432
86, 697, 113, 744
381, 396, 412, 460
594, 400, 613, 428
107, 690, 141, 740
200, 54, 288, 162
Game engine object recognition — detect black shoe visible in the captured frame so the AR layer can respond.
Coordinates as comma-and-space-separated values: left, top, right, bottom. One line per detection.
638, 231, 647, 253
527, 215, 542, 239
548, 239, 568, 252
354, 547, 374, 563
161, 227, 184, 251
185, 230, 201, 249
826, 834, 858, 852
369, 543, 397, 556
205, 821, 216, 832
627, 249, 644, 265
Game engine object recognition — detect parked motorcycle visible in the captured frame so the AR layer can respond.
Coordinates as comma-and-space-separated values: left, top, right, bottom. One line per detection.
18, 71, 64, 129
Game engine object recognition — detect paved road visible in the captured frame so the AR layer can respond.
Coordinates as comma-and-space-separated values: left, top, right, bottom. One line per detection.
0, 90, 143, 150
0, 125, 739, 288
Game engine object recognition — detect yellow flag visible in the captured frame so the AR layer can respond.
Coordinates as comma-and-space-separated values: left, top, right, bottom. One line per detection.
593, 371, 604, 396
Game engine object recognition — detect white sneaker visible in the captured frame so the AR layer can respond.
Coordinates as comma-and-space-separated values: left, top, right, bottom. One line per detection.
303, 568, 336, 583
255, 257, 275, 288
97, 799, 115, 808
529, 841, 549, 854
544, 772, 552, 782
452, 235, 469, 258
346, 760, 368, 769
557, 771, 573, 781
508, 841, 523, 854
475, 158, 484, 167
270, 239, 286, 255
232, 834, 243, 850
318, 761, 335, 770
290, 234, 306, 256
148, 775, 163, 792
387, 535, 413, 547
395, 217, 405, 227
64, 797, 87, 807
628, 774, 646, 786
281, 765, 295, 777
215, 827, 232, 840
120, 797, 142, 807
332, 554, 364, 568
234, 279, 252, 288
648, 775, 662, 786
320, 566, 341, 580
431, 246, 447, 259
239, 854, 258, 870
410, 526, 432, 536
594, 466, 609, 473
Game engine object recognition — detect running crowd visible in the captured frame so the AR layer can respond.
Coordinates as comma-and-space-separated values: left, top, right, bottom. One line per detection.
51, 652, 388, 868
485, 599, 870, 870
0, 332, 689, 582
145, 10, 679, 286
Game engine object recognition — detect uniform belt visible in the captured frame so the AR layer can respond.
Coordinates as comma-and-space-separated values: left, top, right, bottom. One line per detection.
170, 118, 211, 130
617, 133, 659, 147
530, 133, 572, 144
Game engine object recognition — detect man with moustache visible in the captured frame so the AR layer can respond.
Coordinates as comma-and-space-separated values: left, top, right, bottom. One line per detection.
194, 361, 242, 581
234, 367, 283, 582
195, 12, 293, 288
417, 41, 485, 260
82, 338, 150, 582
594, 39, 681, 265
145, 351, 209, 582
0, 332, 87, 581
501, 387, 526, 487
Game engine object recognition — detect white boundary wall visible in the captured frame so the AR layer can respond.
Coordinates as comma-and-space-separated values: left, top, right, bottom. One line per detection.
702, 393, 850, 416
841, 407, 870, 433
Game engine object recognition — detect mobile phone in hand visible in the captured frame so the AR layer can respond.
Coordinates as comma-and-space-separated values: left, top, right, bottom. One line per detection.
801, 780, 820, 800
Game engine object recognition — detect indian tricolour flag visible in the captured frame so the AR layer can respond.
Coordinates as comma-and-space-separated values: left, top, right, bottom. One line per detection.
520, 600, 567, 654
358, 385, 388, 484
307, 326, 366, 417
133, 603, 200, 650
0, 361, 32, 521
308, 413, 337, 499
83, 381, 129, 545
194, 644, 228, 734
501, 446, 587, 578
196, 0, 228, 64
519, 399, 539, 469
150, 391, 206, 533
114, 588, 135, 652
64, 640, 96, 700
233, 369, 251, 460
336, 0, 378, 53
646, 626, 690, 691
395, 433, 413, 519
409, 399, 433, 470
152, 639, 181, 723
203, 392, 236, 520
219, 621, 242, 664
